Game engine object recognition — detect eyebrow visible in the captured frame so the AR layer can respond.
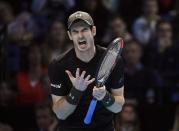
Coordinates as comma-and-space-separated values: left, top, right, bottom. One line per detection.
71, 27, 90, 32
71, 29, 78, 32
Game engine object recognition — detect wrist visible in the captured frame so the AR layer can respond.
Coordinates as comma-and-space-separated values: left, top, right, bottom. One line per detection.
75, 86, 86, 91
66, 86, 84, 105
101, 91, 115, 107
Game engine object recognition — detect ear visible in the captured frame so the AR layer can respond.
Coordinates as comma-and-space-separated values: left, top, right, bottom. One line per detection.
91, 26, 96, 36
67, 31, 72, 40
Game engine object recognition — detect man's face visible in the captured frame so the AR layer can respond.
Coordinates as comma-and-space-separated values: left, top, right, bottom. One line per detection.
123, 42, 142, 66
36, 108, 53, 129
110, 18, 126, 36
50, 21, 66, 42
121, 105, 136, 123
68, 21, 96, 52
158, 23, 172, 39
144, 1, 158, 15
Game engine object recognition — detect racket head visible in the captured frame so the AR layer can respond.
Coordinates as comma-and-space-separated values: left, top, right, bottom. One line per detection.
95, 37, 124, 87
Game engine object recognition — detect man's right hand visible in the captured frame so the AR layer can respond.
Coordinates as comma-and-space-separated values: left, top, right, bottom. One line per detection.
65, 68, 95, 91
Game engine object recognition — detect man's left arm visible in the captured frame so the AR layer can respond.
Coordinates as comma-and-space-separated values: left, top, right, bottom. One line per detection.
93, 58, 125, 113
93, 85, 125, 113
106, 86, 125, 113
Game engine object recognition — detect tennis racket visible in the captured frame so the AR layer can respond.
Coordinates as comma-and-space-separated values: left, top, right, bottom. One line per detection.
84, 37, 124, 124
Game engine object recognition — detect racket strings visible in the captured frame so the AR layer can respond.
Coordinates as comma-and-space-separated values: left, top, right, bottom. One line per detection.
97, 45, 120, 82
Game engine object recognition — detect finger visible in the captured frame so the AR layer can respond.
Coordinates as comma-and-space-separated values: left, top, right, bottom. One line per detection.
95, 93, 102, 98
65, 70, 74, 79
93, 88, 105, 95
94, 91, 106, 100
85, 75, 91, 81
93, 86, 97, 91
80, 71, 86, 79
97, 91, 105, 96
93, 93, 101, 100
76, 68, 80, 78
93, 89, 97, 96
94, 89, 102, 94
87, 78, 95, 85
98, 87, 106, 92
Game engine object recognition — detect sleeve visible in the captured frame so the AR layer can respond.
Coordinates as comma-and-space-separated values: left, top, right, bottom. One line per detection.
48, 61, 70, 96
110, 57, 124, 89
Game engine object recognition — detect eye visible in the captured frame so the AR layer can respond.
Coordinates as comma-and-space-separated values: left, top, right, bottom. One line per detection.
71, 30, 78, 34
82, 28, 89, 32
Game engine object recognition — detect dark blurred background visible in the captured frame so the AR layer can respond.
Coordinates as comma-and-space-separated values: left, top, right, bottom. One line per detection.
0, 0, 179, 131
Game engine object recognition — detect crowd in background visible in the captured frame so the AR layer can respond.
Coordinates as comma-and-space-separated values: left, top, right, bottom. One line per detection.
0, 0, 179, 131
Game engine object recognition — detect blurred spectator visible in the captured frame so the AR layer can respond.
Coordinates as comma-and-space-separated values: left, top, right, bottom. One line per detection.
0, 81, 16, 107
0, 1, 16, 78
34, 102, 59, 131
0, 122, 14, 131
123, 38, 166, 131
5, 42, 21, 78
47, 0, 75, 21
47, 19, 72, 61
133, 0, 160, 45
6, 12, 36, 77
114, 103, 141, 131
0, 1, 15, 25
15, 43, 48, 106
103, 15, 132, 46
123, 40, 163, 105
143, 20, 179, 92
158, 0, 175, 14
31, 0, 47, 14
118, 0, 143, 31
8, 12, 36, 45
102, 0, 120, 13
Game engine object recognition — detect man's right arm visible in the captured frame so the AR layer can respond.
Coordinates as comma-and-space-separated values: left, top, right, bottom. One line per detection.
50, 68, 95, 120
51, 94, 77, 120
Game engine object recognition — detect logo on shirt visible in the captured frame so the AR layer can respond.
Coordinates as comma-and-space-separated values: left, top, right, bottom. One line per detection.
69, 93, 75, 100
50, 83, 62, 89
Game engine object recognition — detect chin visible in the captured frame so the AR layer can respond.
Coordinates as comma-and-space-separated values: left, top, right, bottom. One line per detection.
77, 45, 90, 52
78, 48, 89, 52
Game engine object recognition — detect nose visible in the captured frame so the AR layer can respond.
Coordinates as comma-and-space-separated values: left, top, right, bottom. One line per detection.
78, 31, 83, 39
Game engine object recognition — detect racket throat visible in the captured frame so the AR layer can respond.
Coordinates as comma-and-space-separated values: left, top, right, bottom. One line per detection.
97, 82, 104, 88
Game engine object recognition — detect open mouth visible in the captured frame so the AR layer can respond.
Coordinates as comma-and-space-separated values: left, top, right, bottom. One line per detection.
78, 40, 87, 45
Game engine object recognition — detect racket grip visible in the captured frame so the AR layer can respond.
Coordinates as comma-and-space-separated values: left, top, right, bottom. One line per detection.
84, 99, 97, 124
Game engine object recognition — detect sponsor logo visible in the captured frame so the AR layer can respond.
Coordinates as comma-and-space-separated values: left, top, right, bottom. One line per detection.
51, 83, 62, 88
69, 93, 75, 100
75, 13, 82, 18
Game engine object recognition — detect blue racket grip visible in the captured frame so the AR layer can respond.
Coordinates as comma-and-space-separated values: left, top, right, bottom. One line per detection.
84, 99, 97, 124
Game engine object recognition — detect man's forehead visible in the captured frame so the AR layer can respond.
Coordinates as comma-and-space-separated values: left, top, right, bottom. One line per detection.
70, 20, 90, 30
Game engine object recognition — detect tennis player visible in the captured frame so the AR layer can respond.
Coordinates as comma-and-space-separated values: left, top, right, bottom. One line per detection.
48, 11, 125, 131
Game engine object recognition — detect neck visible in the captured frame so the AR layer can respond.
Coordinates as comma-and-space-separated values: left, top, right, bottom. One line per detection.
75, 46, 96, 62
